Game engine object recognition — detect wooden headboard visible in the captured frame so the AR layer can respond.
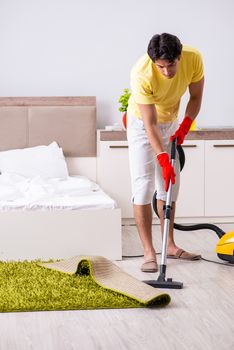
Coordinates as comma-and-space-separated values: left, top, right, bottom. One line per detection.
0, 97, 96, 157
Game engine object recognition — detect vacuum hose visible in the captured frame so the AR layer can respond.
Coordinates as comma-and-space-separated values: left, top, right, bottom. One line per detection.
152, 145, 226, 239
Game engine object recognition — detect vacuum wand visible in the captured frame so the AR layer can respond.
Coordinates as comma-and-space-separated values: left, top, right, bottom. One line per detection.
144, 138, 183, 289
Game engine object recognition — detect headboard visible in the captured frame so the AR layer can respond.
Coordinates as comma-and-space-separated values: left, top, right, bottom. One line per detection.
0, 97, 97, 180
0, 96, 96, 157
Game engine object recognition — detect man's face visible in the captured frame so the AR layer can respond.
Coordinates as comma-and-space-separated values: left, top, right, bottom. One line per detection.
155, 58, 180, 79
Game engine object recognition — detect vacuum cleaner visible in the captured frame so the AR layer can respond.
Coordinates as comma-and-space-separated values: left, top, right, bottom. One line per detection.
151, 144, 234, 265
144, 138, 234, 289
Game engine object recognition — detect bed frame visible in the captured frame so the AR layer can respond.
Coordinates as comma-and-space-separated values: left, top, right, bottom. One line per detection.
0, 97, 121, 261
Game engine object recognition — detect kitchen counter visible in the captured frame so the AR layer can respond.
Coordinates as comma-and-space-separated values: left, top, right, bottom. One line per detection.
100, 129, 234, 141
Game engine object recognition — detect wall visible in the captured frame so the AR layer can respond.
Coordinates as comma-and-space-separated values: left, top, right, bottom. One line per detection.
0, 0, 233, 128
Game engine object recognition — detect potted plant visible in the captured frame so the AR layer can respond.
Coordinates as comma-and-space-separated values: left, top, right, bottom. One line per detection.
118, 88, 131, 129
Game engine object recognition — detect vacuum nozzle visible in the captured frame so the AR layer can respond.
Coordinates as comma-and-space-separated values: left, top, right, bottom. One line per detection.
144, 277, 183, 289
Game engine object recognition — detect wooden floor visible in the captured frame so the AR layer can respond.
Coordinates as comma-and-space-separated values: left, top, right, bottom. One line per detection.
1, 223, 234, 350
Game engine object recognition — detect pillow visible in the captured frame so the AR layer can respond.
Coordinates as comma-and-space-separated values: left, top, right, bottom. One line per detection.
0, 142, 69, 179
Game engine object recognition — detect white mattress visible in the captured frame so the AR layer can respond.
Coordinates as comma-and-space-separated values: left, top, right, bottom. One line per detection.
0, 174, 116, 211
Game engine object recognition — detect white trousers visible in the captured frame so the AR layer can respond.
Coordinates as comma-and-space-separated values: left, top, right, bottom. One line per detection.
127, 114, 180, 205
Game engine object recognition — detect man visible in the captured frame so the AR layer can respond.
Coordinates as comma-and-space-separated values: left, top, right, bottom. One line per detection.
127, 33, 204, 272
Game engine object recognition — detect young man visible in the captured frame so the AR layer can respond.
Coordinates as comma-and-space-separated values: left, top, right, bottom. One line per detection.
127, 33, 204, 272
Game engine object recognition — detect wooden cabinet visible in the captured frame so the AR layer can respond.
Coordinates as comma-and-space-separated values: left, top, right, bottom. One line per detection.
97, 131, 133, 218
97, 136, 205, 219
204, 140, 234, 217
176, 140, 205, 217
97, 130, 234, 221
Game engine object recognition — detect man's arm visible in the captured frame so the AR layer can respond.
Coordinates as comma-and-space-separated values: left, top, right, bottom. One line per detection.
170, 77, 205, 145
137, 104, 164, 155
137, 103, 176, 191
185, 77, 205, 119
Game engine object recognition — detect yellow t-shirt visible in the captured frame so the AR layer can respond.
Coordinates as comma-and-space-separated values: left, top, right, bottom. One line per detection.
127, 45, 204, 123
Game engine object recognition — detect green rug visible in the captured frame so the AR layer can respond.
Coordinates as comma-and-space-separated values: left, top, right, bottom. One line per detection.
0, 256, 170, 312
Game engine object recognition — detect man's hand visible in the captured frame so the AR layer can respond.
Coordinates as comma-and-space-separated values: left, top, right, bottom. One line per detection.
170, 115, 193, 145
157, 152, 176, 192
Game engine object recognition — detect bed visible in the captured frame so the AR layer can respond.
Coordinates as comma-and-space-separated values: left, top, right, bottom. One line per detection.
0, 97, 121, 261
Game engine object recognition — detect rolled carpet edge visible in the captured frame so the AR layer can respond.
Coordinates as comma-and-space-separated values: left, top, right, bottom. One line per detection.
39, 256, 171, 308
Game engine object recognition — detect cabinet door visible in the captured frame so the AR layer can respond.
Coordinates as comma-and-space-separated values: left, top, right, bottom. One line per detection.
205, 140, 234, 216
176, 140, 205, 217
97, 139, 133, 218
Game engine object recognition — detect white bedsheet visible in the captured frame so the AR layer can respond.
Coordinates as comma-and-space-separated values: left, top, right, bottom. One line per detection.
0, 174, 116, 211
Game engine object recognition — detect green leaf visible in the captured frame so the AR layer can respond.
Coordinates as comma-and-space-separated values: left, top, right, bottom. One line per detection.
118, 88, 131, 112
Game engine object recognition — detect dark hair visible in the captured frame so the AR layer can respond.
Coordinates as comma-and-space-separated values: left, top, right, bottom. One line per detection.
147, 33, 182, 62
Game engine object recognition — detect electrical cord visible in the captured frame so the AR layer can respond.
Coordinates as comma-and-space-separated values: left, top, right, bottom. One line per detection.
122, 253, 234, 267
201, 257, 234, 266
122, 252, 161, 258
122, 253, 161, 258
122, 255, 143, 258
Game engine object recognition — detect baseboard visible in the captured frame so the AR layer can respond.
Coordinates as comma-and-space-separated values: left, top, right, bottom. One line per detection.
122, 217, 234, 226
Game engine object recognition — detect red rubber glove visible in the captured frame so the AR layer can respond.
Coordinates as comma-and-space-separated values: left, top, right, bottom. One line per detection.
157, 152, 176, 192
170, 116, 193, 145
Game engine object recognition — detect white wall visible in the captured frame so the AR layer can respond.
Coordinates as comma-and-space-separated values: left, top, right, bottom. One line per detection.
0, 0, 234, 128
